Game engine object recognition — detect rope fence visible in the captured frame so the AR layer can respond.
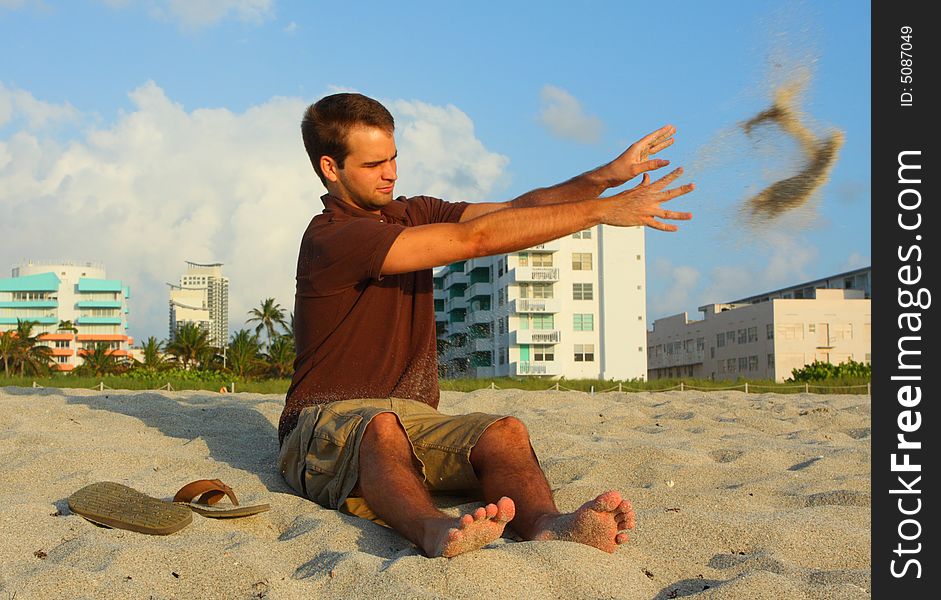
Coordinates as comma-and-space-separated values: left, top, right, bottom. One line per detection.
456, 380, 870, 395
25, 380, 871, 395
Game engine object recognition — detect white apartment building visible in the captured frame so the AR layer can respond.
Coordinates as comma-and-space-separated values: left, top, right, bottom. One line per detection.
0, 261, 133, 371
168, 262, 229, 347
434, 225, 647, 380
647, 284, 872, 382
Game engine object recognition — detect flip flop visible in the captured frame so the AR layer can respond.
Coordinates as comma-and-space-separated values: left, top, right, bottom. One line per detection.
68, 481, 193, 535
173, 479, 270, 518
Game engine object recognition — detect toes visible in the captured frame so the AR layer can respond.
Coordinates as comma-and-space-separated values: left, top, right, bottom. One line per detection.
459, 513, 474, 528
589, 491, 624, 513
473, 506, 487, 521
495, 497, 516, 523
615, 532, 630, 545
485, 503, 498, 519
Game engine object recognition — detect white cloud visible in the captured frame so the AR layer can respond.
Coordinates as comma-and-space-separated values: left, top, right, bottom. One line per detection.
700, 231, 819, 303
97, 0, 274, 28
0, 82, 80, 129
842, 252, 870, 271
537, 84, 603, 144
283, 20, 297, 33
0, 83, 509, 342
648, 258, 701, 319
389, 99, 510, 202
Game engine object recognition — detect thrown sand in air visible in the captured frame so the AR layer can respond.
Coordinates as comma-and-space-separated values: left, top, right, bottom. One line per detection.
740, 79, 844, 222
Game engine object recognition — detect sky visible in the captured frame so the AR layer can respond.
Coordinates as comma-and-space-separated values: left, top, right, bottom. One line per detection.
0, 0, 871, 344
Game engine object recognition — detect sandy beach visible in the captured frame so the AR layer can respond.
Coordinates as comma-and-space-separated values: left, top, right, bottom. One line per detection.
0, 386, 870, 599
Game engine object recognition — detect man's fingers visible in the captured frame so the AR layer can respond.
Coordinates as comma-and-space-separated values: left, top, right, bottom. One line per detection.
634, 159, 670, 175
659, 209, 693, 221
649, 167, 685, 190
648, 219, 680, 232
656, 182, 696, 201
648, 137, 675, 154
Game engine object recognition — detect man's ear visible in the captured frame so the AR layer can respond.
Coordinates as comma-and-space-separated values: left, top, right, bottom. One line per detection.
320, 156, 340, 182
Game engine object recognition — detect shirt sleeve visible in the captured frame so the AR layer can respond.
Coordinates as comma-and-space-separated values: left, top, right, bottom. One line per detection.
405, 195, 469, 225
300, 218, 406, 295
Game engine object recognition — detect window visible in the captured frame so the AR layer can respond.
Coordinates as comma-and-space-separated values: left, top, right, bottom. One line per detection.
55, 340, 70, 348
573, 313, 594, 331
572, 253, 593, 270
747, 327, 758, 343
711, 347, 715, 359
497, 259, 504, 277
532, 283, 553, 298
517, 253, 529, 267
532, 254, 553, 267
532, 314, 554, 330
738, 357, 748, 372
726, 358, 736, 373
574, 344, 595, 361
572, 283, 594, 300
808, 323, 816, 333
716, 333, 725, 348
696, 337, 705, 351
767, 324, 774, 340
737, 329, 747, 344
498, 348, 506, 365
748, 355, 758, 371
726, 331, 735, 344
768, 353, 775, 368
533, 345, 554, 361
572, 229, 592, 239
497, 288, 505, 306
57, 356, 69, 363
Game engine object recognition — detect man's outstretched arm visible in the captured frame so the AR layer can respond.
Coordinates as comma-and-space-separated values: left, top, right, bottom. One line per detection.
459, 124, 677, 222
381, 167, 694, 276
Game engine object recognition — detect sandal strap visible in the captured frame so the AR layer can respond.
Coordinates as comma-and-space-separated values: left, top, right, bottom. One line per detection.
173, 479, 240, 506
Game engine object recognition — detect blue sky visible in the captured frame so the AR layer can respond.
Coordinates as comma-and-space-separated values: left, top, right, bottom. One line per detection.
0, 0, 871, 343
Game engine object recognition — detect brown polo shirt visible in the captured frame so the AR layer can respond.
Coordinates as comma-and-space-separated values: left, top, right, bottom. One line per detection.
278, 193, 468, 444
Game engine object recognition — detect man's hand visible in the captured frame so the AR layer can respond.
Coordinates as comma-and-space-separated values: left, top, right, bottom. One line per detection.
601, 124, 677, 186
600, 167, 695, 232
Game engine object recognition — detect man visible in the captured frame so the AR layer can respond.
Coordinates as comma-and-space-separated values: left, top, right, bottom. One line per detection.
278, 93, 694, 558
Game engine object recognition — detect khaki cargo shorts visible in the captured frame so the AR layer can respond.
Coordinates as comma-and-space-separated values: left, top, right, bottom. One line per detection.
278, 398, 506, 524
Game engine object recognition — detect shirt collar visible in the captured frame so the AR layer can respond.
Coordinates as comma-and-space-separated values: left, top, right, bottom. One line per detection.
321, 194, 408, 221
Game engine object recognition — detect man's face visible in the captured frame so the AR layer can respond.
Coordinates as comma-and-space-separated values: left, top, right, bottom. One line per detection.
324, 126, 398, 212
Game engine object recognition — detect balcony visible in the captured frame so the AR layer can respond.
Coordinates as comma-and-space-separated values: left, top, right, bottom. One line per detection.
469, 337, 493, 352
466, 281, 492, 299
511, 298, 561, 313
510, 267, 559, 282
648, 350, 705, 369
512, 329, 562, 344
512, 361, 560, 376
465, 309, 493, 325
447, 295, 468, 311
444, 270, 469, 287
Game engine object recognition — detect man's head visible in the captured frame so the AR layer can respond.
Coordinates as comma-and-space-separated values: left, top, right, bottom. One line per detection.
302, 93, 398, 211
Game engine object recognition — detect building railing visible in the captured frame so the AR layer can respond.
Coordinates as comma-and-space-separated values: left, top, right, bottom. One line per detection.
511, 267, 560, 282
513, 329, 561, 344
512, 298, 561, 313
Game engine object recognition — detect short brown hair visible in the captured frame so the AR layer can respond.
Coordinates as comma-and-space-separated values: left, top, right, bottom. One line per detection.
301, 93, 395, 185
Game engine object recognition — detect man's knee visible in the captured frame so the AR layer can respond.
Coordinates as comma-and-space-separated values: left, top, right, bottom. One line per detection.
478, 416, 532, 450
363, 412, 408, 445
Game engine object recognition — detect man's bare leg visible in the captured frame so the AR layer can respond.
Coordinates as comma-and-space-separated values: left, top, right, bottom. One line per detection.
357, 413, 515, 557
470, 417, 635, 553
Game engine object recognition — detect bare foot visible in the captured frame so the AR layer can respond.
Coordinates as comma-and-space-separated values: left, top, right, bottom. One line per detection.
422, 497, 516, 558
532, 491, 635, 553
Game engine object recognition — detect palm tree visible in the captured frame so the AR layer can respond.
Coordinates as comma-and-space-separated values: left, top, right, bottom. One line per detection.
227, 329, 263, 378
77, 342, 126, 377
57, 320, 78, 333
0, 330, 17, 378
139, 336, 168, 371
247, 298, 288, 351
266, 334, 296, 378
166, 322, 212, 370
12, 320, 54, 376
